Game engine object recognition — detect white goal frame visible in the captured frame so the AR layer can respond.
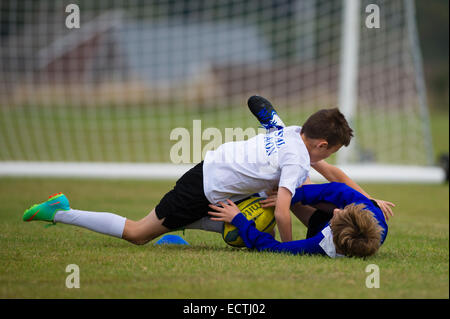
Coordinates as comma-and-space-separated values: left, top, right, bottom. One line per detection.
0, 161, 445, 183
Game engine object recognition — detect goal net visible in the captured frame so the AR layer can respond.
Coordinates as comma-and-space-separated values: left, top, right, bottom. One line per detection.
0, 0, 443, 182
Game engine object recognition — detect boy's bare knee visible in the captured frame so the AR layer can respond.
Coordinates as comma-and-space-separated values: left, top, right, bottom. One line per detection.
129, 237, 151, 245
124, 230, 156, 245
122, 210, 169, 245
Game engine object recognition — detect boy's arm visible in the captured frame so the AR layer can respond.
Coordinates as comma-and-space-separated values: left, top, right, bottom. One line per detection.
231, 213, 326, 255
311, 160, 395, 219
274, 186, 293, 242
292, 182, 364, 208
276, 163, 310, 242
208, 200, 326, 256
311, 160, 370, 197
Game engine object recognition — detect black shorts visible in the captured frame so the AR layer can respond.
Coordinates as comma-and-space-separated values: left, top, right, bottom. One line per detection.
305, 200, 381, 238
155, 161, 211, 230
306, 209, 333, 239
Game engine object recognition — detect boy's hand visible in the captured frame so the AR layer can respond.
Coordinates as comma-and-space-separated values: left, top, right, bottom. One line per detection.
260, 190, 278, 208
208, 199, 241, 223
372, 198, 395, 221
261, 177, 312, 208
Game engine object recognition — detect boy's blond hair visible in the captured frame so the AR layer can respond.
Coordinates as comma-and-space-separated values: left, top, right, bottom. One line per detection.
330, 204, 383, 258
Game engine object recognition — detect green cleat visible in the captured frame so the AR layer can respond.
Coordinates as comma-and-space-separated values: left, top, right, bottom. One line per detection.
23, 193, 70, 223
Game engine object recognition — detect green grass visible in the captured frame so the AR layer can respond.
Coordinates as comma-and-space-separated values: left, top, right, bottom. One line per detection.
0, 178, 448, 298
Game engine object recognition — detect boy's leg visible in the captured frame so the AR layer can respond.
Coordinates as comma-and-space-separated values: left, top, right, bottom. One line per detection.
290, 202, 316, 227
54, 208, 127, 238
23, 193, 170, 245
24, 161, 208, 245
122, 209, 170, 245
55, 207, 169, 245
64, 162, 208, 244
185, 216, 223, 233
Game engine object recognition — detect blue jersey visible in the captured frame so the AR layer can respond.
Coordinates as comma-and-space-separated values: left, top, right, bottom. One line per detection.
231, 182, 388, 258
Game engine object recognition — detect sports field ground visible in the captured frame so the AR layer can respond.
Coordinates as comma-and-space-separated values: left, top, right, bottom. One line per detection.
0, 179, 448, 298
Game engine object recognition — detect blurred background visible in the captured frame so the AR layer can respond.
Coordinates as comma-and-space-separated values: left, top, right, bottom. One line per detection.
0, 0, 448, 179
416, 1, 448, 112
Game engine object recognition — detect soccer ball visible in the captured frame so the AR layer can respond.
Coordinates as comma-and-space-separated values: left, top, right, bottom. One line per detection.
222, 196, 276, 247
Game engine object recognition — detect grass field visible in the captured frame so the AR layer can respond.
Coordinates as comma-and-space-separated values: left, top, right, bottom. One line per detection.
0, 178, 448, 299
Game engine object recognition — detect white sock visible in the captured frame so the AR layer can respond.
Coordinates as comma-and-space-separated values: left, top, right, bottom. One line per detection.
185, 217, 223, 233
54, 209, 127, 238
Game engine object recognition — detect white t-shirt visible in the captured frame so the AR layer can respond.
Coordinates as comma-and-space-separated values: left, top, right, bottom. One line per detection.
203, 126, 310, 204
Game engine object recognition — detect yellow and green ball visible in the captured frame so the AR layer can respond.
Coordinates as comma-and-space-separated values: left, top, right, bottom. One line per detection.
222, 196, 276, 247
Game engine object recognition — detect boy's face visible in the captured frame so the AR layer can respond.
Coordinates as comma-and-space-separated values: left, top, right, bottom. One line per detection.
309, 141, 342, 164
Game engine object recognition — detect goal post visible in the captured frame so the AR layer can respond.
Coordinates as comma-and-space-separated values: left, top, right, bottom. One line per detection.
336, 0, 360, 166
0, 0, 444, 183
335, 0, 439, 182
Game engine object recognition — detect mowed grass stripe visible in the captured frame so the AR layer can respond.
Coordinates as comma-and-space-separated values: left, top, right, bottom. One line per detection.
0, 178, 448, 298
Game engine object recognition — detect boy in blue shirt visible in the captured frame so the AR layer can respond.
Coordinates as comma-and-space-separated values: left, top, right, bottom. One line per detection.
208, 182, 388, 258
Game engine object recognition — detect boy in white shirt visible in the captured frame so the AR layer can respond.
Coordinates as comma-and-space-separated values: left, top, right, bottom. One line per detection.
201, 119, 344, 242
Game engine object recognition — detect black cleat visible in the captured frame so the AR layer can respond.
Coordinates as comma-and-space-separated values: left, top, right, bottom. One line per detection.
247, 95, 285, 131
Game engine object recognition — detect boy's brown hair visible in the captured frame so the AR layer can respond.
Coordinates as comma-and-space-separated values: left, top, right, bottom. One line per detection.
330, 204, 383, 258
301, 108, 353, 147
